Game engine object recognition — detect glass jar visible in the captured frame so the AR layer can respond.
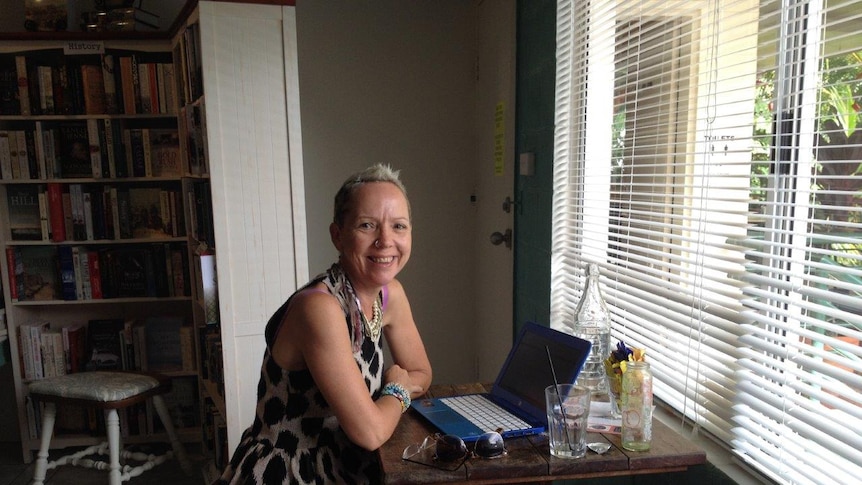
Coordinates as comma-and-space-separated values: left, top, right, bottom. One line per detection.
621, 361, 652, 451
571, 263, 611, 394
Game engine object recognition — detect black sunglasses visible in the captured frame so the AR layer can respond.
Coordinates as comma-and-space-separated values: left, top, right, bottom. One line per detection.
402, 431, 507, 471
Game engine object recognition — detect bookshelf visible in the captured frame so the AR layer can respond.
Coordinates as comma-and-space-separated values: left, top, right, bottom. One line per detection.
0, 34, 201, 462
0, 1, 308, 474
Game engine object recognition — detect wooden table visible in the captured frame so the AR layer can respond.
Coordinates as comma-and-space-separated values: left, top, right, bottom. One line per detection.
379, 383, 706, 484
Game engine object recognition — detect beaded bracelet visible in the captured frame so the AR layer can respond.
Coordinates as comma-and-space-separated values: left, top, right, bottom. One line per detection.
381, 382, 411, 413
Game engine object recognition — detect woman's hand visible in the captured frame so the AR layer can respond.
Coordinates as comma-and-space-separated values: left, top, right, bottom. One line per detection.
384, 364, 423, 395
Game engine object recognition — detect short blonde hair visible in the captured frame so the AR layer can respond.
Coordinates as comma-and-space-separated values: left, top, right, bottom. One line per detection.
333, 164, 410, 227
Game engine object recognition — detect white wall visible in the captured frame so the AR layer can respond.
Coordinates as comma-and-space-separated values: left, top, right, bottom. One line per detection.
295, 0, 480, 385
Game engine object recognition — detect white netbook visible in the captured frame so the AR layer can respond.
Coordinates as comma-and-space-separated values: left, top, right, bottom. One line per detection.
410, 322, 591, 441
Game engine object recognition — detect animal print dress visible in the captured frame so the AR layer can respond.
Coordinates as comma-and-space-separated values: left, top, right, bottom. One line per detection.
214, 267, 386, 485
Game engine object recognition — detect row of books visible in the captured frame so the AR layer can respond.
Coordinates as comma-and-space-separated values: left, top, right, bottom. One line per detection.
17, 316, 195, 382
7, 183, 185, 243
25, 375, 200, 440
1, 51, 176, 116
0, 122, 180, 181
174, 23, 204, 107
6, 243, 190, 302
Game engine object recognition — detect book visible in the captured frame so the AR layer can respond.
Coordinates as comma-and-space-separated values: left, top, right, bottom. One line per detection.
37, 187, 49, 241
55, 122, 92, 178
144, 315, 185, 371
62, 324, 86, 373
107, 246, 156, 298
40, 330, 65, 378
20, 321, 50, 379
85, 318, 124, 371
0, 60, 19, 115
6, 185, 43, 240
15, 56, 30, 116
37, 65, 54, 114
102, 54, 118, 114
57, 245, 77, 300
129, 187, 169, 238
46, 183, 66, 242
86, 119, 103, 178
150, 129, 181, 177
11, 246, 59, 302
119, 56, 137, 115
127, 129, 147, 177
0, 131, 13, 179
87, 249, 103, 299
80, 63, 105, 115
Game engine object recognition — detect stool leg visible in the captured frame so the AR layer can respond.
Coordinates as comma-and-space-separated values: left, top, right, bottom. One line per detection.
32, 402, 56, 485
105, 409, 122, 485
152, 395, 192, 475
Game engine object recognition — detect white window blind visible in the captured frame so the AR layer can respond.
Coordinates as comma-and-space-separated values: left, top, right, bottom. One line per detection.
552, 1, 862, 483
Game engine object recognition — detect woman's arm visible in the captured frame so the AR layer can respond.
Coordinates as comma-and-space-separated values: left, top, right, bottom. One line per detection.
381, 279, 432, 398
271, 290, 411, 451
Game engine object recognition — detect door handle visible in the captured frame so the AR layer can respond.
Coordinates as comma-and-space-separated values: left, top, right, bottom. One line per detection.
490, 229, 512, 249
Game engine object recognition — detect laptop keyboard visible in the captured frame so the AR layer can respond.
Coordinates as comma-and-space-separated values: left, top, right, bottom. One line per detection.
439, 394, 532, 433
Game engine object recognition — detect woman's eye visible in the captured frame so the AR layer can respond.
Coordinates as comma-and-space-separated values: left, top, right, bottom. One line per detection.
359, 222, 375, 230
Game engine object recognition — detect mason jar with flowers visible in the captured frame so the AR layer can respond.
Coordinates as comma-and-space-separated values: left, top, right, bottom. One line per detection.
603, 341, 644, 418
604, 340, 652, 451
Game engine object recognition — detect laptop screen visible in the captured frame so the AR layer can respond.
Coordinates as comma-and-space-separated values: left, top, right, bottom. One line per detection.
494, 323, 591, 419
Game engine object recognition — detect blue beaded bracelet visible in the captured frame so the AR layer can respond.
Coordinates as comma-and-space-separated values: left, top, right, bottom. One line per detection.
381, 382, 411, 413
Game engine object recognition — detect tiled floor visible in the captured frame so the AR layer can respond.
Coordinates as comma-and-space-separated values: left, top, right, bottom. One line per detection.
0, 442, 208, 485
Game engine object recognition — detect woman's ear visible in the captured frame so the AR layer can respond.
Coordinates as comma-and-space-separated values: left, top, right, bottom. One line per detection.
329, 222, 342, 252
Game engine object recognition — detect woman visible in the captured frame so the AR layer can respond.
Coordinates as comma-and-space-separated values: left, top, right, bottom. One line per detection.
215, 164, 433, 484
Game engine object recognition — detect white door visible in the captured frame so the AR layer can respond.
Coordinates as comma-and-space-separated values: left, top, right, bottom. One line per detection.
473, 0, 516, 382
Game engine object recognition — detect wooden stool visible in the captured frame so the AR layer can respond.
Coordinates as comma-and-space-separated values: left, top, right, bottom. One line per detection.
28, 371, 192, 485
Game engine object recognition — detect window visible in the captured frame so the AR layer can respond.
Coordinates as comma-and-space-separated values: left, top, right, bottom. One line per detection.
552, 1, 862, 483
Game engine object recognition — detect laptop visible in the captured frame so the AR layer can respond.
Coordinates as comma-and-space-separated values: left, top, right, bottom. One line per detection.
410, 321, 592, 441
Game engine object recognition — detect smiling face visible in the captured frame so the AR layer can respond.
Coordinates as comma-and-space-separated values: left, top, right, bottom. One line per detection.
330, 181, 412, 294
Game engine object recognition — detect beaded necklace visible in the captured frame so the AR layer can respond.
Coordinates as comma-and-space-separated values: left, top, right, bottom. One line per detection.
361, 294, 383, 341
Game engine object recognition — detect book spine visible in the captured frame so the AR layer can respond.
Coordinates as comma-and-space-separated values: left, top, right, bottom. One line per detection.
0, 131, 12, 179
57, 245, 77, 301
81, 64, 105, 115
37, 65, 53, 114
104, 118, 117, 178
15, 56, 30, 116
71, 246, 83, 300
138, 62, 152, 114
102, 54, 118, 115
40, 332, 55, 378
34, 122, 46, 179
30, 324, 44, 380
5, 247, 18, 301
119, 56, 136, 115
88, 250, 103, 299
15, 131, 28, 180
37, 187, 50, 241
52, 332, 66, 376
79, 249, 91, 300
23, 130, 37, 179
8, 130, 20, 179
19, 325, 33, 380
129, 129, 146, 177
142, 128, 152, 177
86, 119, 102, 178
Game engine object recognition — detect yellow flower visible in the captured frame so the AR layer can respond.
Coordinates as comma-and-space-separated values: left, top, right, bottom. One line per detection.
631, 348, 646, 362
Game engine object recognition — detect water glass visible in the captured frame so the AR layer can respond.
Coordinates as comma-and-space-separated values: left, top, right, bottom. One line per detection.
545, 384, 590, 458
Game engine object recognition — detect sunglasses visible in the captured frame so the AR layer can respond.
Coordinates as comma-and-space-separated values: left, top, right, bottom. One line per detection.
402, 431, 507, 470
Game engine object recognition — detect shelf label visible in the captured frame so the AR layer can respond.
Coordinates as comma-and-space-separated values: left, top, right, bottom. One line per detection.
64, 41, 105, 55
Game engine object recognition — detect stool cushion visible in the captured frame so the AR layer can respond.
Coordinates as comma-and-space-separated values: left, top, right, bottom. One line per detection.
29, 372, 161, 402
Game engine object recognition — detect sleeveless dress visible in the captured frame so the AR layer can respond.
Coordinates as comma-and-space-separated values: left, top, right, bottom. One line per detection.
214, 270, 387, 485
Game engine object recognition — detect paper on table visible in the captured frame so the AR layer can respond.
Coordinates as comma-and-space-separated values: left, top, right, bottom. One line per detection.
587, 401, 622, 434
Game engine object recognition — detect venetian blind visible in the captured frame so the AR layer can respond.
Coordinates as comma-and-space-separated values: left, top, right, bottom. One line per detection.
551, 1, 862, 483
